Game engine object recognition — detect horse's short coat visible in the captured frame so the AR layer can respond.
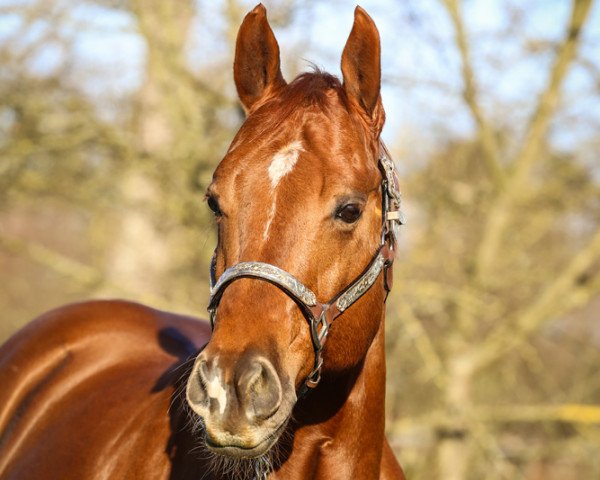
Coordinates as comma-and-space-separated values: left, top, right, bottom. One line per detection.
0, 5, 405, 479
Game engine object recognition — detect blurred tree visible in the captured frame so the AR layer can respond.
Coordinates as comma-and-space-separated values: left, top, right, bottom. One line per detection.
385, 0, 600, 479
1, 1, 599, 479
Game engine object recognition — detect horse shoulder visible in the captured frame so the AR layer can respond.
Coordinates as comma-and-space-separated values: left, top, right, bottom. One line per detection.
0, 300, 210, 479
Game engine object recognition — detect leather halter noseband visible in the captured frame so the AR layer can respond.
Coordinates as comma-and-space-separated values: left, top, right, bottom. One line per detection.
207, 142, 404, 396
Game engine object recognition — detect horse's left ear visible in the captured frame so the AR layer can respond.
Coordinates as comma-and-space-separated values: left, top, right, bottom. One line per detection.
341, 7, 384, 134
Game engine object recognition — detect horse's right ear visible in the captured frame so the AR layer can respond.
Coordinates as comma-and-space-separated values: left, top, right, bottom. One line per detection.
234, 4, 286, 113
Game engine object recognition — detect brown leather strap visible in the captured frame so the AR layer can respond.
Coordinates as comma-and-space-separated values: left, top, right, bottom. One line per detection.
382, 241, 395, 293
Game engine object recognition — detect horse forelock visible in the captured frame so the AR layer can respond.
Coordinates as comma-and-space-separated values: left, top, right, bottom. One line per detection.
228, 71, 349, 147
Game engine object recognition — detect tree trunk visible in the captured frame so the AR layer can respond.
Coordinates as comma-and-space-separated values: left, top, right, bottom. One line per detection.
437, 354, 473, 480
104, 0, 196, 301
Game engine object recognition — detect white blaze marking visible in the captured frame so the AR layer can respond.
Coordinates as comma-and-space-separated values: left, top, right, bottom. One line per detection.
268, 141, 303, 188
264, 141, 303, 240
263, 203, 277, 241
206, 369, 227, 415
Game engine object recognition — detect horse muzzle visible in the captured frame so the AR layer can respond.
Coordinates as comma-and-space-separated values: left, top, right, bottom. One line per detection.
186, 350, 293, 458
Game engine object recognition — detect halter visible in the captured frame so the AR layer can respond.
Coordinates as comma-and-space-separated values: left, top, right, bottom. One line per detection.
207, 142, 404, 396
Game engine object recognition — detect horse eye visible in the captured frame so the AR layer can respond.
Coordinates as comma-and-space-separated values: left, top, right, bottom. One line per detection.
335, 203, 363, 224
206, 196, 222, 216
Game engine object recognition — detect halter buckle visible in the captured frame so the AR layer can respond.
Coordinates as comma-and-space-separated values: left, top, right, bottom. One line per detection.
380, 154, 402, 205
379, 153, 404, 249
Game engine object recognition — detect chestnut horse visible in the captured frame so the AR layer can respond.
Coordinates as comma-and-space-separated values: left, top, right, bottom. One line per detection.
0, 5, 405, 480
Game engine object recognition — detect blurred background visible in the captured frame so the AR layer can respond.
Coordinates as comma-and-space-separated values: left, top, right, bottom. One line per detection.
1, 0, 599, 478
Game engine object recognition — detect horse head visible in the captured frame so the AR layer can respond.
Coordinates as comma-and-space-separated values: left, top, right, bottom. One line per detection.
186, 3, 396, 461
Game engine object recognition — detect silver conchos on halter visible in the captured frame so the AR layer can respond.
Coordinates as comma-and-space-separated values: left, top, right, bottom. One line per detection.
210, 262, 317, 309
207, 142, 404, 396
335, 252, 386, 312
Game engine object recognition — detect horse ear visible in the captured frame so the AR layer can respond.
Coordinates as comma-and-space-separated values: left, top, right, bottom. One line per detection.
234, 4, 286, 113
341, 7, 383, 129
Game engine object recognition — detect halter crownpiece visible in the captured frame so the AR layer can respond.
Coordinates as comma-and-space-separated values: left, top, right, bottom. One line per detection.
379, 142, 405, 244
207, 141, 404, 396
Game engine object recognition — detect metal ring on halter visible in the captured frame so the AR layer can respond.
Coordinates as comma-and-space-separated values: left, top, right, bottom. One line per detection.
304, 353, 323, 388
310, 308, 329, 349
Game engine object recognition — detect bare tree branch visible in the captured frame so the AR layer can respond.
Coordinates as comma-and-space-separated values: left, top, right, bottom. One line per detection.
476, 403, 600, 425
474, 0, 594, 281
473, 226, 600, 372
393, 403, 600, 432
0, 234, 178, 311
396, 303, 447, 388
441, 0, 505, 188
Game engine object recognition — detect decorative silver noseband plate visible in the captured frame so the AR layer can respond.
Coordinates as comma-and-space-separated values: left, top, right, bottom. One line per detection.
210, 261, 318, 307
335, 251, 386, 312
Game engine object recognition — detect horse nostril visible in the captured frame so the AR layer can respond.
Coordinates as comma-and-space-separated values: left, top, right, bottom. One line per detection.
238, 359, 282, 421
186, 360, 209, 409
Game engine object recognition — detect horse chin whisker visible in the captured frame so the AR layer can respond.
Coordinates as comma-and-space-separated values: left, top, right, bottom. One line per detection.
195, 432, 282, 479
183, 409, 288, 479
204, 450, 275, 480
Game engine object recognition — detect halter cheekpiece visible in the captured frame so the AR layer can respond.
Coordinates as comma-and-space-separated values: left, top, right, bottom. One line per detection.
207, 142, 404, 397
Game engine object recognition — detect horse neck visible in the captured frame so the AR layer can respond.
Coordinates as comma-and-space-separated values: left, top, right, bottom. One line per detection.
281, 302, 388, 478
